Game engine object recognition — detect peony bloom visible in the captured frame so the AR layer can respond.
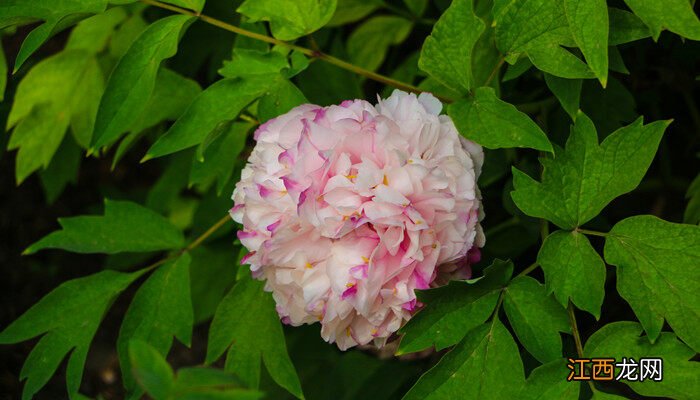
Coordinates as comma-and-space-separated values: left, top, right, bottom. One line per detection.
231, 90, 484, 350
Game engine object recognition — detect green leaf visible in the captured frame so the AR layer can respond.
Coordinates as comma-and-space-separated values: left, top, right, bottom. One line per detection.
511, 112, 670, 229
173, 367, 263, 400
190, 245, 240, 324
258, 79, 307, 123
118, 254, 194, 395
7, 50, 102, 183
145, 75, 278, 159
91, 14, 194, 149
418, 0, 484, 94
65, 6, 128, 54
397, 259, 513, 354
25, 199, 184, 254
609, 8, 652, 45
127, 68, 201, 137
404, 0, 427, 16
604, 216, 700, 351
207, 277, 304, 399
128, 339, 175, 400
544, 74, 582, 119
518, 359, 580, 400
623, 0, 700, 41
448, 87, 553, 152
206, 278, 304, 399
219, 49, 289, 79
328, 0, 380, 27
403, 319, 525, 399
503, 276, 570, 363
493, 0, 594, 79
161, 0, 205, 13
684, 174, 700, 224
347, 16, 412, 71
0, 0, 108, 70
0, 269, 144, 400
564, 0, 608, 86
0, 40, 6, 101
237, 0, 337, 41
502, 57, 532, 82
39, 136, 82, 203
537, 230, 606, 318
189, 122, 252, 193
584, 321, 700, 399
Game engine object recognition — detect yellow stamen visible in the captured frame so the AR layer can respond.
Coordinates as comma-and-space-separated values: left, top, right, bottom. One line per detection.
346, 327, 352, 337
407, 159, 414, 164
432, 243, 438, 249
415, 220, 423, 225
371, 328, 378, 335
361, 256, 370, 263
280, 190, 288, 194
346, 174, 357, 179
383, 175, 389, 185
305, 262, 313, 269
346, 282, 355, 288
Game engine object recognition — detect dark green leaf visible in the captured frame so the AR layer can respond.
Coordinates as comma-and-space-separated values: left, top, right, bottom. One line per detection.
91, 14, 194, 149
258, 79, 308, 123
585, 321, 700, 399
503, 276, 570, 363
190, 245, 240, 324
511, 112, 670, 229
38, 135, 82, 203
207, 277, 304, 399
145, 75, 278, 159
328, 0, 380, 27
403, 319, 525, 399
237, 0, 337, 41
544, 74, 582, 119
448, 87, 553, 152
25, 199, 184, 254
537, 230, 606, 318
418, 0, 484, 94
604, 216, 700, 351
118, 254, 193, 394
0, 269, 144, 400
684, 174, 700, 224
609, 8, 651, 45
162, 0, 205, 13
128, 339, 175, 400
397, 259, 513, 354
518, 359, 580, 400
347, 16, 412, 71
189, 122, 252, 193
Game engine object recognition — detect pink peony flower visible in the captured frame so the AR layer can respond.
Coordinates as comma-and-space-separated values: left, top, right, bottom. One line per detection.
231, 90, 485, 350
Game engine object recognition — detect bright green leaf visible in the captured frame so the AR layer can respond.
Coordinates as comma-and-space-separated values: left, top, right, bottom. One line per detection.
65, 6, 127, 54
237, 0, 337, 41
537, 230, 606, 318
91, 14, 194, 149
403, 319, 525, 399
0, 269, 144, 400
564, 0, 608, 86
7, 49, 102, 182
418, 0, 484, 94
38, 136, 82, 203
503, 276, 570, 363
328, 0, 380, 26
0, 0, 108, 70
518, 359, 580, 400
161, 0, 205, 13
347, 16, 412, 71
397, 259, 513, 354
128, 339, 175, 400
604, 216, 700, 351
623, 0, 700, 41
448, 87, 553, 152
585, 321, 700, 399
145, 75, 278, 159
25, 199, 184, 254
511, 112, 670, 229
544, 74, 582, 119
207, 277, 304, 399
258, 79, 308, 123
219, 49, 289, 78
118, 254, 194, 395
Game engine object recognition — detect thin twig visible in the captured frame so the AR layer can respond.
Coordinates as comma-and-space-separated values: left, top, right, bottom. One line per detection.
568, 301, 596, 392
576, 228, 608, 237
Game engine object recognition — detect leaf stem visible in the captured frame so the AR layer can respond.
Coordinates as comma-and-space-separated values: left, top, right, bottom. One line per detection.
139, 0, 449, 102
516, 261, 539, 278
483, 57, 505, 87
567, 301, 595, 392
576, 228, 608, 237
